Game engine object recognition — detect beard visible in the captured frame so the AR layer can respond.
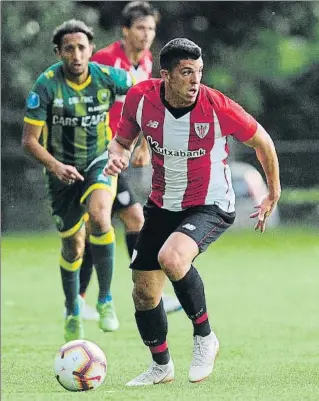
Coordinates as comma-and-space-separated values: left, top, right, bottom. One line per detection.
69, 68, 84, 77
64, 63, 85, 77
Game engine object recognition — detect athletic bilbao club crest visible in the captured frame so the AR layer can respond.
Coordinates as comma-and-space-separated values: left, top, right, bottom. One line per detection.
194, 123, 209, 138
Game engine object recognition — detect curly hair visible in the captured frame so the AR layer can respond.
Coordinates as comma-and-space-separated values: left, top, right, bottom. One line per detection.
52, 19, 94, 50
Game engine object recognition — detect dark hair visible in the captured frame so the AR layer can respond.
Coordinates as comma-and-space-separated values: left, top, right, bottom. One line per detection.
52, 19, 94, 49
160, 38, 202, 71
121, 1, 160, 28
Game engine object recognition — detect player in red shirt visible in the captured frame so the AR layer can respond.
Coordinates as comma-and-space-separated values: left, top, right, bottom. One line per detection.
79, 1, 182, 321
105, 38, 281, 385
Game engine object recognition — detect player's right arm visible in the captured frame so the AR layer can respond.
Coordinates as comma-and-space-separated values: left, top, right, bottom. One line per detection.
22, 76, 84, 184
131, 136, 151, 167
22, 123, 84, 184
104, 85, 142, 176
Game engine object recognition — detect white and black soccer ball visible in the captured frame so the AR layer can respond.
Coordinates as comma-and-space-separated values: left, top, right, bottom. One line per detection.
54, 340, 107, 392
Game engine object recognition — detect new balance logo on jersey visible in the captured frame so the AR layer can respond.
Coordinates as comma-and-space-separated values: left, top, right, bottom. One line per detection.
147, 136, 206, 158
146, 120, 159, 128
182, 223, 196, 231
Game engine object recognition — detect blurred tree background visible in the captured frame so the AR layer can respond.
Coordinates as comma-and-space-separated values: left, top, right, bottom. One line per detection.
2, 1, 319, 231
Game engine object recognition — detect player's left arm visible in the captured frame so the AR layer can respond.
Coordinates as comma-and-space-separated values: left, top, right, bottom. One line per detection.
218, 93, 281, 233
243, 124, 281, 233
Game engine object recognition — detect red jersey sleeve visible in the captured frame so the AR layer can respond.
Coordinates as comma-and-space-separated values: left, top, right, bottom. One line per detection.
116, 86, 141, 141
91, 51, 113, 66
211, 90, 258, 142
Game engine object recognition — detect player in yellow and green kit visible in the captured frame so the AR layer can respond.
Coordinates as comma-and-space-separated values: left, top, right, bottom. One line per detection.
22, 20, 133, 342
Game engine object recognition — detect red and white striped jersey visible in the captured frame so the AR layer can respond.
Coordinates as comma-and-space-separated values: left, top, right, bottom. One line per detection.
117, 79, 258, 212
91, 41, 152, 136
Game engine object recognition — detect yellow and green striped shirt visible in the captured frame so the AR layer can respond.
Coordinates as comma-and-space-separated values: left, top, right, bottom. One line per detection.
24, 61, 133, 171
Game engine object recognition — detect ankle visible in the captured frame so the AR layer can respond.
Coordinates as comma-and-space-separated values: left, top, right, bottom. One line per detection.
150, 342, 170, 365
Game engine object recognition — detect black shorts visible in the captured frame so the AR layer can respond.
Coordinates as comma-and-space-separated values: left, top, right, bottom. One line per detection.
130, 200, 235, 271
112, 172, 139, 213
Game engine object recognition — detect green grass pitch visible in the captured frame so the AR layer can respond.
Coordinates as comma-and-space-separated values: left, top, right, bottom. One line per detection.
2, 228, 319, 400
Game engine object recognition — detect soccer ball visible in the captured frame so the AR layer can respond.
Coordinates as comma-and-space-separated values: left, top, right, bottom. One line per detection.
54, 340, 107, 392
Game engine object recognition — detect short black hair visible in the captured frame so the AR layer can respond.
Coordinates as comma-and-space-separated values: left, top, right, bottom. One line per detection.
160, 38, 202, 71
121, 1, 160, 28
52, 19, 94, 49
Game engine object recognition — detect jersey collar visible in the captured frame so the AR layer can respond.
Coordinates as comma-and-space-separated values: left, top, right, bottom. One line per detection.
65, 74, 92, 91
149, 81, 207, 115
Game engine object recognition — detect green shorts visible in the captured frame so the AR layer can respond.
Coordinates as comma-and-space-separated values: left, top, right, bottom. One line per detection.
46, 155, 117, 238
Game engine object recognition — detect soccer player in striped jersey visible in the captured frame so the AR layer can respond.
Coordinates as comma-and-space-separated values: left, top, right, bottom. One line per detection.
105, 38, 281, 385
79, 1, 182, 316
22, 20, 134, 342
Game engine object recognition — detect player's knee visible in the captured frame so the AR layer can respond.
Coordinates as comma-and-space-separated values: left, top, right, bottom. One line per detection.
62, 238, 85, 261
158, 247, 181, 269
158, 247, 185, 277
88, 204, 112, 232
